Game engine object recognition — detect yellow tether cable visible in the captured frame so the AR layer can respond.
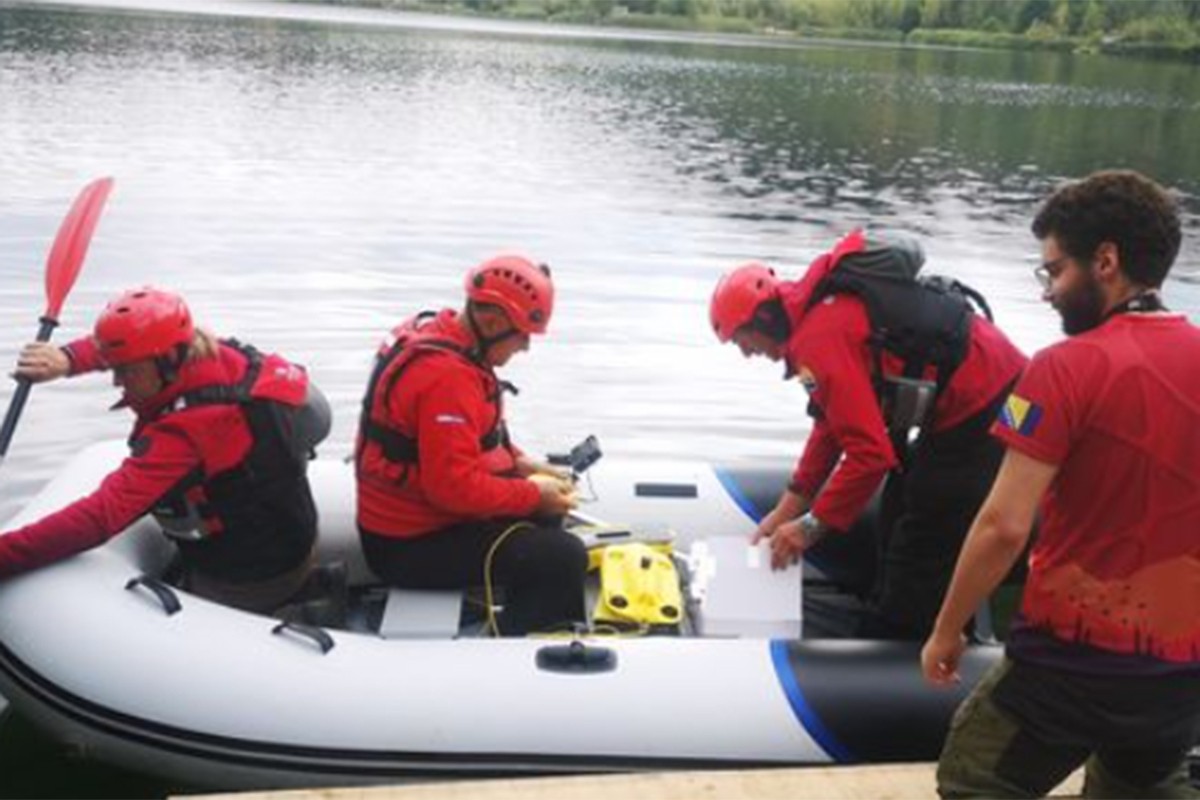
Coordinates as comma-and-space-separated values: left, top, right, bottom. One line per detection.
483, 521, 535, 637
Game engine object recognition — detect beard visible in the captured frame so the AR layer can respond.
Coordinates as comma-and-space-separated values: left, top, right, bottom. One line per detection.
1057, 274, 1107, 335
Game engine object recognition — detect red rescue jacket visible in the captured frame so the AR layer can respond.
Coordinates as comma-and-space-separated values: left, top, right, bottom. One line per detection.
0, 337, 317, 583
356, 309, 539, 537
784, 235, 1027, 531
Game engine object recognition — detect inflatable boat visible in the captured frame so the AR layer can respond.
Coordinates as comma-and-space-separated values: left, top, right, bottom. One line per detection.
0, 440, 999, 790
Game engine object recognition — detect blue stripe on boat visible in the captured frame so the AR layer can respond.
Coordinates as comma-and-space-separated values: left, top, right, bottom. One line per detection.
713, 466, 761, 523
769, 640, 854, 763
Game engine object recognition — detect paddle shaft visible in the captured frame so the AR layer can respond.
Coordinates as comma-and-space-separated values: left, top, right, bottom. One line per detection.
0, 317, 60, 461
0, 176, 113, 470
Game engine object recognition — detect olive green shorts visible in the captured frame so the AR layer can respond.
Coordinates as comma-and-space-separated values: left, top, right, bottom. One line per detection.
937, 657, 1200, 799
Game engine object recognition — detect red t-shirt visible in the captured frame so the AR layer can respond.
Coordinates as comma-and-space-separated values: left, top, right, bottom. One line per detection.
787, 292, 1026, 531
993, 314, 1200, 665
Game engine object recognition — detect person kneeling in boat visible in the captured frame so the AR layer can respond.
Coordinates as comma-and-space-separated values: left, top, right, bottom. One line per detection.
356, 254, 587, 637
0, 287, 330, 615
709, 232, 1028, 641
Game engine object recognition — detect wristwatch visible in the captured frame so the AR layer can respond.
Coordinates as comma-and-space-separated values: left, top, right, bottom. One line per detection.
798, 512, 829, 550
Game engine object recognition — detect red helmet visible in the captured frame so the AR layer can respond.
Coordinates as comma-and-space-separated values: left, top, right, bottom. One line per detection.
464, 255, 554, 335
94, 287, 194, 367
709, 262, 780, 343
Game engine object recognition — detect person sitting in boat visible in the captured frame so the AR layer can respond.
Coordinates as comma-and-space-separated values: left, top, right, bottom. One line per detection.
0, 286, 330, 615
708, 232, 1027, 640
356, 254, 586, 636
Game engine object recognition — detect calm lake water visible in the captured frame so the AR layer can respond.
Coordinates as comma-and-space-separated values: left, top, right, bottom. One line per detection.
0, 0, 1198, 794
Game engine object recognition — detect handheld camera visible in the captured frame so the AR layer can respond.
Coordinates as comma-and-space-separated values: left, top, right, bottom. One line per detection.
548, 434, 602, 479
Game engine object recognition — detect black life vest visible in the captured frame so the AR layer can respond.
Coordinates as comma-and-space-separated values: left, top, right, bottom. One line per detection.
145, 339, 317, 583
803, 234, 995, 457
806, 236, 993, 394
356, 312, 512, 484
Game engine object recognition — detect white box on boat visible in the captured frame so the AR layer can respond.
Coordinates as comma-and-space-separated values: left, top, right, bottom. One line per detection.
690, 535, 803, 638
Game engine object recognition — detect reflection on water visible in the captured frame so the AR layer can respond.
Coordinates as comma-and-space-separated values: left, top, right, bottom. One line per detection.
0, 0, 1197, 528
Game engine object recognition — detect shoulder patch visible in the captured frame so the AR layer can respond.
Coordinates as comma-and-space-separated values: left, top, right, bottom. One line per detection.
998, 394, 1043, 436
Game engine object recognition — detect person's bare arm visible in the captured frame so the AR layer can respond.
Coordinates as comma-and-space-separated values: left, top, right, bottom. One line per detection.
921, 448, 1058, 685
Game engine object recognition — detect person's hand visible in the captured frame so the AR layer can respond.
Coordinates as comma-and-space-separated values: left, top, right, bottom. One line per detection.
750, 513, 782, 546
531, 473, 577, 516
515, 454, 572, 481
534, 462, 572, 482
13, 343, 70, 384
767, 518, 807, 570
751, 490, 808, 546
921, 628, 967, 686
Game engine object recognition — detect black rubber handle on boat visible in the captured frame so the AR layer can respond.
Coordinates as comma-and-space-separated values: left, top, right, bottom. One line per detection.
125, 576, 182, 616
535, 640, 617, 674
271, 621, 335, 655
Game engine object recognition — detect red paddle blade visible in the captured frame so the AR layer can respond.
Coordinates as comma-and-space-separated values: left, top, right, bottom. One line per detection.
43, 176, 115, 322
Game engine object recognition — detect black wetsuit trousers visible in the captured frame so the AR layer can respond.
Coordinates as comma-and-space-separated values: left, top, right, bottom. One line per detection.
360, 519, 588, 636
863, 384, 1015, 641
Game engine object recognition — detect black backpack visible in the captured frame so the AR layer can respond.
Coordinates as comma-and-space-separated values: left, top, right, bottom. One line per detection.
805, 235, 994, 449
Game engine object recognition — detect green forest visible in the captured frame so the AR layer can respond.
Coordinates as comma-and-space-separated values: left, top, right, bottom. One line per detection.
313, 0, 1200, 59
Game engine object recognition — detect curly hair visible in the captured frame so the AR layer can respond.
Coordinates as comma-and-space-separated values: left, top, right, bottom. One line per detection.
1031, 170, 1181, 288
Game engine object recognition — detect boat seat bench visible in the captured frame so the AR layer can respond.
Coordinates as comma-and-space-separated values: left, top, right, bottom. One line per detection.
379, 588, 464, 639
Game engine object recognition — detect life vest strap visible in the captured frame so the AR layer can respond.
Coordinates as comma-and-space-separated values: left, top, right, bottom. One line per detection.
178, 339, 263, 408
357, 316, 510, 476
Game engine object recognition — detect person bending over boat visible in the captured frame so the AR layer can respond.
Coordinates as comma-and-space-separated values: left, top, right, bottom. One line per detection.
0, 287, 330, 614
923, 170, 1200, 798
709, 232, 1028, 640
356, 254, 586, 636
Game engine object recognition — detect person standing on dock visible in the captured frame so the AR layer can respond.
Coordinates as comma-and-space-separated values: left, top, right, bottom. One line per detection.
922, 170, 1200, 798
355, 254, 586, 636
709, 231, 1026, 640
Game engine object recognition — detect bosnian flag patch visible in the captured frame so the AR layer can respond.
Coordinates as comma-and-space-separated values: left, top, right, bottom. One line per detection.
999, 394, 1043, 436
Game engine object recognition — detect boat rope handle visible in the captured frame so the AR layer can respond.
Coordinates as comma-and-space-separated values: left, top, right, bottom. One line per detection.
125, 575, 182, 616
271, 621, 335, 655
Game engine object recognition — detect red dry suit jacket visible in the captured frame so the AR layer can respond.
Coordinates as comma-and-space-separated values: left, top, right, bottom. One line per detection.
356, 309, 540, 537
783, 239, 1028, 532
0, 337, 313, 582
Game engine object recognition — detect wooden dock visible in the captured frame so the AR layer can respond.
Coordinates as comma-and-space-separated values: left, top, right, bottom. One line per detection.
185, 763, 1084, 800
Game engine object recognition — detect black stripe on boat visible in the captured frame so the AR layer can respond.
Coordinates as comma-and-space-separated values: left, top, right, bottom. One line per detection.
770, 639, 1000, 763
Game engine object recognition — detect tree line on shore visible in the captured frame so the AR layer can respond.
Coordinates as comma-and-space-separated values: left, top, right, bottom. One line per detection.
311, 0, 1200, 59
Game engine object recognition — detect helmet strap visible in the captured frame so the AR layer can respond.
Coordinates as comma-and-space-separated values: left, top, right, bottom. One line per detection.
153, 343, 189, 385
466, 303, 522, 364
750, 298, 790, 342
